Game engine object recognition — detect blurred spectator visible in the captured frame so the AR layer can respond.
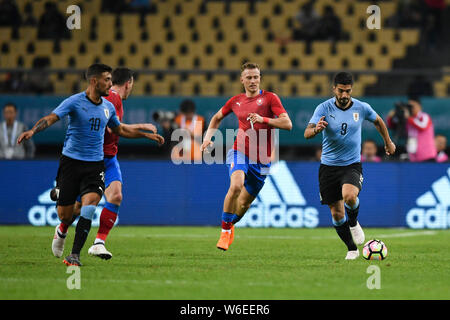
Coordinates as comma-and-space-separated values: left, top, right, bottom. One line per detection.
0, 0, 21, 27
128, 0, 152, 13
291, 1, 321, 44
172, 100, 205, 162
37, 1, 70, 40
313, 145, 322, 161
317, 5, 342, 42
101, 0, 130, 14
27, 58, 53, 94
387, 97, 437, 162
0, 102, 35, 159
407, 75, 434, 97
1, 72, 27, 93
395, 0, 425, 28
435, 134, 448, 162
361, 139, 381, 162
22, 2, 37, 27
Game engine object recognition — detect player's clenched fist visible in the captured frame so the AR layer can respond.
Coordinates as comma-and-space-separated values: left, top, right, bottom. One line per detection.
315, 116, 328, 133
247, 113, 263, 124
384, 140, 396, 155
200, 139, 213, 152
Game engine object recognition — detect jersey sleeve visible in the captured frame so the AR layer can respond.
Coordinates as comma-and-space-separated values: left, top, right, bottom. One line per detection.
107, 105, 120, 128
221, 97, 235, 116
270, 93, 287, 116
363, 102, 378, 122
309, 103, 326, 124
52, 96, 75, 119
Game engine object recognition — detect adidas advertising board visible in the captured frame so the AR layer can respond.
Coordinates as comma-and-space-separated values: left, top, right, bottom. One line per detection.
238, 161, 319, 228
27, 184, 108, 227
406, 168, 450, 229
0, 160, 449, 228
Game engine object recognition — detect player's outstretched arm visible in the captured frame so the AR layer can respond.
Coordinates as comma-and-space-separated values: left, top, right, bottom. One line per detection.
111, 123, 164, 146
373, 115, 396, 155
17, 113, 60, 144
126, 123, 157, 134
304, 116, 328, 139
201, 110, 225, 152
247, 112, 292, 131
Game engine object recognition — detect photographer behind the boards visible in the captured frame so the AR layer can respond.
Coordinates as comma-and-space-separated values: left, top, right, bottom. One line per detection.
153, 99, 205, 161
387, 97, 437, 162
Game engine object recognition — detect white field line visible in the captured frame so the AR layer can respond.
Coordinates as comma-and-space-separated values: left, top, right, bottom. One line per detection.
116, 230, 438, 240
0, 277, 276, 287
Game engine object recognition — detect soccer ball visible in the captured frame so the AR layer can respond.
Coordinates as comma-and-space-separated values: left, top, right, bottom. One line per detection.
362, 239, 388, 260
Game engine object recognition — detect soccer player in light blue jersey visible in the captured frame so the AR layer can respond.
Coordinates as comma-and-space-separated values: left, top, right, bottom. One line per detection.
18, 64, 164, 266
304, 72, 396, 260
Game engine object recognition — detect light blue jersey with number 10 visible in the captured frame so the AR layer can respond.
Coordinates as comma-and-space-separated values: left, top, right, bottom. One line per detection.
52, 92, 120, 162
309, 97, 378, 166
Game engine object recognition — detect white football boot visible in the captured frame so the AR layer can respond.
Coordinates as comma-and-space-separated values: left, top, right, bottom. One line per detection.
345, 250, 360, 260
88, 243, 112, 260
350, 221, 365, 245
52, 225, 65, 258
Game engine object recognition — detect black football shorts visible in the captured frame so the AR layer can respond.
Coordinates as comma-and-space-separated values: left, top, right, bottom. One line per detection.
318, 162, 363, 205
56, 155, 105, 206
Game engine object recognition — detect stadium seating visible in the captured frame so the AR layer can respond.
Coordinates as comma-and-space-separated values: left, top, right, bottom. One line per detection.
0, 0, 429, 96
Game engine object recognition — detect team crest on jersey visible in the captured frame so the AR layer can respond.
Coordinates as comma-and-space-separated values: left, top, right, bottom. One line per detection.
256, 98, 263, 106
353, 112, 359, 122
104, 108, 110, 119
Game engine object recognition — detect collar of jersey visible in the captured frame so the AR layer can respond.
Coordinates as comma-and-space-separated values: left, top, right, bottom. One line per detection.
84, 92, 103, 106
244, 89, 263, 99
333, 98, 353, 111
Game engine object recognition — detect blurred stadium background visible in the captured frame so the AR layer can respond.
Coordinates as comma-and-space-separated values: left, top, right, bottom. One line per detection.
0, 0, 450, 229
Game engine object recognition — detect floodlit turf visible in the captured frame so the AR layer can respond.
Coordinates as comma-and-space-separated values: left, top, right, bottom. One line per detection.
0, 226, 448, 300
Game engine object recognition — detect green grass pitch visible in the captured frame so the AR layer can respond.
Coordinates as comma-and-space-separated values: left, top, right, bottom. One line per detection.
0, 226, 448, 300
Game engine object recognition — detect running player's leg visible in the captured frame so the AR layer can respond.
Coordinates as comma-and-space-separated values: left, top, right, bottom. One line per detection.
97, 181, 121, 244
52, 204, 75, 257
319, 164, 358, 259
328, 200, 359, 259
64, 192, 101, 266
342, 164, 365, 245
52, 156, 80, 258
56, 197, 80, 242
88, 181, 121, 259
64, 160, 105, 266
94, 157, 122, 246
234, 187, 256, 222
226, 187, 256, 246
217, 170, 245, 251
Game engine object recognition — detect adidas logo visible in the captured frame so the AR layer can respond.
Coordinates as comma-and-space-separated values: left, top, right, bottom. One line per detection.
237, 161, 319, 228
406, 168, 450, 229
27, 183, 108, 227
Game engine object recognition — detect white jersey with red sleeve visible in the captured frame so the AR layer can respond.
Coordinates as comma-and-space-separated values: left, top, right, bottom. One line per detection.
221, 90, 287, 163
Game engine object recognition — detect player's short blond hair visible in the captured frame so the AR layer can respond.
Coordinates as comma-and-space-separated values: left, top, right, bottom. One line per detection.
241, 62, 260, 73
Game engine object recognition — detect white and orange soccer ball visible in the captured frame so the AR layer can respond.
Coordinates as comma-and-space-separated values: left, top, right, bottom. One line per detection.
362, 239, 388, 260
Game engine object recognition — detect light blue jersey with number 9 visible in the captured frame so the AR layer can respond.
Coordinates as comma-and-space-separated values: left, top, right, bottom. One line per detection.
52, 92, 120, 162
309, 97, 378, 166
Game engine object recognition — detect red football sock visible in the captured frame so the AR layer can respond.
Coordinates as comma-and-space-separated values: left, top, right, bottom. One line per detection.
222, 221, 233, 230
59, 222, 69, 234
96, 207, 118, 241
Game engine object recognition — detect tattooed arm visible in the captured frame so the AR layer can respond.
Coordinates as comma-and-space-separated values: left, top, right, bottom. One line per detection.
304, 116, 328, 139
17, 113, 60, 144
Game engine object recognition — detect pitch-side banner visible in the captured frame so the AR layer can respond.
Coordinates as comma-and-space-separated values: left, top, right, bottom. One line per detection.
0, 160, 449, 228
1, 95, 450, 145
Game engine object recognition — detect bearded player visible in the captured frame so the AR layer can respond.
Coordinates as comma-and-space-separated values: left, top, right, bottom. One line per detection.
304, 72, 396, 260
51, 67, 163, 260
201, 62, 292, 251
